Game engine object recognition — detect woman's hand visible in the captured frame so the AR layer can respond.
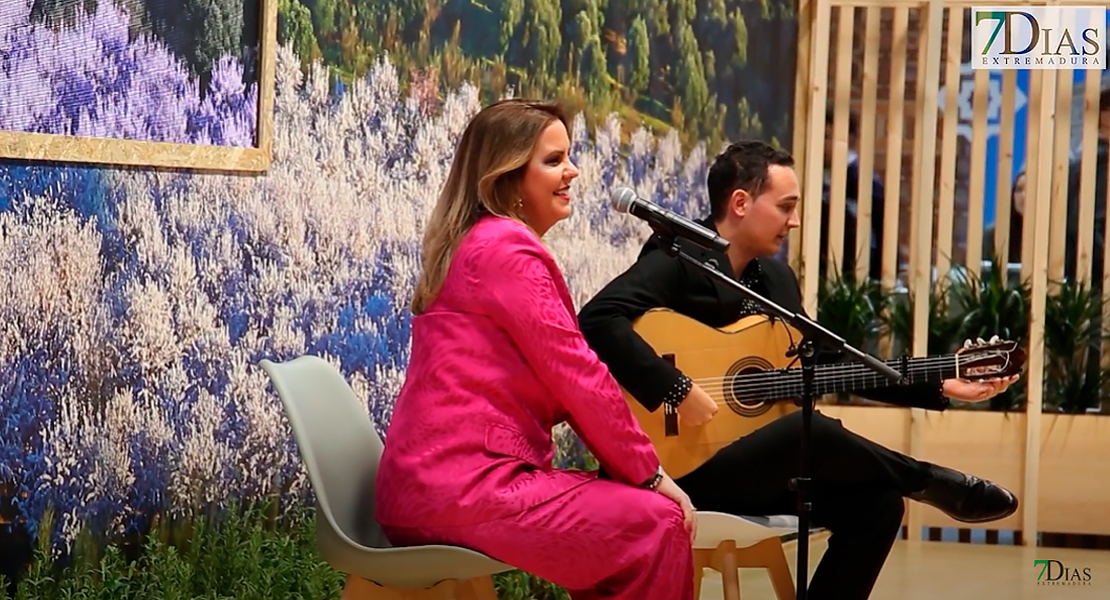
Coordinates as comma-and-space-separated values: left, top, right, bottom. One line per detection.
655, 472, 697, 543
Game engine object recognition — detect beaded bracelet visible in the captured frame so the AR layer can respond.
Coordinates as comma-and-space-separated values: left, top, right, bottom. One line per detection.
642, 466, 664, 490
661, 373, 693, 408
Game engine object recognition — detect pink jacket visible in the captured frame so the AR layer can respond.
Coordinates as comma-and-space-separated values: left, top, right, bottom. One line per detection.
375, 215, 660, 529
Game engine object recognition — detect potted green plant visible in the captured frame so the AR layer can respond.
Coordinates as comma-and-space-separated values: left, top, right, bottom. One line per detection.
1042, 279, 1110, 413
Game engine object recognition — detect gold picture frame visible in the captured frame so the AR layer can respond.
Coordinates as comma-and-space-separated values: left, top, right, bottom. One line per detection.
0, 0, 278, 173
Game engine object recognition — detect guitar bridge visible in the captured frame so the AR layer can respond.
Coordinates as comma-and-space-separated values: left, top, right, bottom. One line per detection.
664, 402, 679, 436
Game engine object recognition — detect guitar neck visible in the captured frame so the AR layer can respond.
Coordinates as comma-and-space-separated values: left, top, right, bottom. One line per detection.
731, 354, 959, 401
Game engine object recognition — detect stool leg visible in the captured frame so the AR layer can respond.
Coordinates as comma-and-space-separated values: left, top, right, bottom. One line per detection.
708, 541, 741, 600
761, 543, 796, 600
693, 548, 714, 599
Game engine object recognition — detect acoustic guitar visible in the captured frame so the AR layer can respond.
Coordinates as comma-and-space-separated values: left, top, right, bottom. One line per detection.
623, 308, 1027, 478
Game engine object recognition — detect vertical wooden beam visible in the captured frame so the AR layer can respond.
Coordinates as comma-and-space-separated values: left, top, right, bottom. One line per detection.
936, 6, 964, 276
905, 0, 944, 543
828, 6, 856, 277
1024, 67, 1057, 547
1048, 68, 1074, 283
801, 0, 834, 316
1076, 72, 1102, 284
881, 8, 910, 295
1021, 70, 1046, 285
991, 70, 1018, 270
854, 7, 882, 283
791, 0, 816, 275
966, 65, 990, 277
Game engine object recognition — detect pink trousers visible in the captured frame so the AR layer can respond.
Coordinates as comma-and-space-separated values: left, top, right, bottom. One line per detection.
382, 476, 694, 600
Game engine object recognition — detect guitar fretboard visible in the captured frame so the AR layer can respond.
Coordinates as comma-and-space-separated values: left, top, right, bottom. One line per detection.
728, 354, 958, 401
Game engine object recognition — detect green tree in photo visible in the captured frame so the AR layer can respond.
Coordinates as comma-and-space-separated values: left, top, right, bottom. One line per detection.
278, 0, 322, 66
275, 0, 798, 153
626, 16, 650, 102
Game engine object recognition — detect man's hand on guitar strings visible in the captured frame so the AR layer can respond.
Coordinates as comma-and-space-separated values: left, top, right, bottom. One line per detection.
677, 382, 718, 426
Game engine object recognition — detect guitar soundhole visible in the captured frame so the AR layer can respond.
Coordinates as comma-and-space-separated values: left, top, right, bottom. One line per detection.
724, 357, 776, 417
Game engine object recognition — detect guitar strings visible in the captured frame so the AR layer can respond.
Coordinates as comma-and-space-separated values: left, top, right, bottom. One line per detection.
682, 355, 1009, 399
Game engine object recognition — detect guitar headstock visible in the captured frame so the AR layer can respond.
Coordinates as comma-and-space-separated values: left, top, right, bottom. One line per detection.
955, 337, 1026, 380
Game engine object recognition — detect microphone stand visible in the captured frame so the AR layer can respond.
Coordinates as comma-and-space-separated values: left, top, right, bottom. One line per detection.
656, 234, 902, 600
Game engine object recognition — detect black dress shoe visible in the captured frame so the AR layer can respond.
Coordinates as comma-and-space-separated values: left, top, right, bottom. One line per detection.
908, 463, 1019, 523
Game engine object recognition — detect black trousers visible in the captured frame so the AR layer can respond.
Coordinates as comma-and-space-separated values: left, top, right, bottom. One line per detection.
675, 410, 932, 600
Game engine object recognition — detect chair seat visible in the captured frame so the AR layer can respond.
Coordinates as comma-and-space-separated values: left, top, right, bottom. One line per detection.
313, 499, 516, 590
694, 511, 824, 549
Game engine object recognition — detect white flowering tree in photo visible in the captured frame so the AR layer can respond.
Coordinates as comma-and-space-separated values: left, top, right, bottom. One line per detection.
0, 5, 716, 553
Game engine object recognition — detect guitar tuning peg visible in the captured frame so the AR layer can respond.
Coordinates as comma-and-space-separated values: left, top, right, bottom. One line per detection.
963, 339, 972, 348
976, 337, 986, 344
990, 335, 999, 343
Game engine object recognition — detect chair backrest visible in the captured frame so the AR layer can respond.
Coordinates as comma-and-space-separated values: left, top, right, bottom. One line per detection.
259, 355, 391, 549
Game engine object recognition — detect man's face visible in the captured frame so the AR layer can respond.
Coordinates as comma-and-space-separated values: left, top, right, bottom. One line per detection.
734, 165, 802, 256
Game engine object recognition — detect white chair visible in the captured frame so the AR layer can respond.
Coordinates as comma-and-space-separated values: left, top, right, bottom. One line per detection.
259, 355, 515, 599
694, 512, 828, 600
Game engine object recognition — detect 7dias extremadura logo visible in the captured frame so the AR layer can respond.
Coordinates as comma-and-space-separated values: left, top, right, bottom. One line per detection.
1034, 560, 1093, 586
973, 6, 1106, 69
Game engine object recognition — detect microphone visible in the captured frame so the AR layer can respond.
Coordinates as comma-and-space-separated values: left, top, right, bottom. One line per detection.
610, 187, 730, 253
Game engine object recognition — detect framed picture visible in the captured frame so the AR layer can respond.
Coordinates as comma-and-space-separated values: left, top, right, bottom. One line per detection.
0, 0, 277, 172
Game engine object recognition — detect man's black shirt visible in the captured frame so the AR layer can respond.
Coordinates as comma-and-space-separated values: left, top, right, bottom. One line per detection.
577, 217, 949, 413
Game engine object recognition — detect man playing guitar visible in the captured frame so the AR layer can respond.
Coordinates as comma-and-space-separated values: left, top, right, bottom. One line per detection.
578, 140, 1020, 600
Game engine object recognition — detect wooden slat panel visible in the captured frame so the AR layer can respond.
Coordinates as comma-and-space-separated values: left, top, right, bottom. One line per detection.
906, 0, 945, 543
828, 6, 856, 276
935, 6, 963, 276
992, 71, 1018, 267
1038, 413, 1110, 535
968, 67, 991, 274
1048, 68, 1074, 283
801, 0, 835, 317
915, 410, 1025, 531
854, 7, 883, 282
881, 7, 910, 291
812, 0, 1110, 546
1076, 73, 1102, 285
1023, 68, 1057, 545
790, 0, 816, 274
1020, 71, 1045, 284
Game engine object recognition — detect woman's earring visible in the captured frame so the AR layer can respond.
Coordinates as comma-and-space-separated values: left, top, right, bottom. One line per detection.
514, 198, 524, 209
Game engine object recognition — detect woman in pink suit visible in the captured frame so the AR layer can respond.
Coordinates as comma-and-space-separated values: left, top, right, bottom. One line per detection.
375, 99, 696, 599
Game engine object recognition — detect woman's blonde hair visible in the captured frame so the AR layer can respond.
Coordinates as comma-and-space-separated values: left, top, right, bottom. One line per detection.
410, 99, 568, 315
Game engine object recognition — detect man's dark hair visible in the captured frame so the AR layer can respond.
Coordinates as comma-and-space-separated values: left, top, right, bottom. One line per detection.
707, 140, 795, 221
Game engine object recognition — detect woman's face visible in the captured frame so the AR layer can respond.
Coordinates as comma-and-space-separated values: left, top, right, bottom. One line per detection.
519, 120, 578, 236
1013, 173, 1026, 216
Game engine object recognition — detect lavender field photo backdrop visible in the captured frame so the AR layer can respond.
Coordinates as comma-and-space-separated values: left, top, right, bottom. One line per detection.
0, 0, 798, 554
0, 0, 260, 147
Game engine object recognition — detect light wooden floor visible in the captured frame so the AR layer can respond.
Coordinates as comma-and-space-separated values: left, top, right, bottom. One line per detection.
698, 538, 1109, 599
